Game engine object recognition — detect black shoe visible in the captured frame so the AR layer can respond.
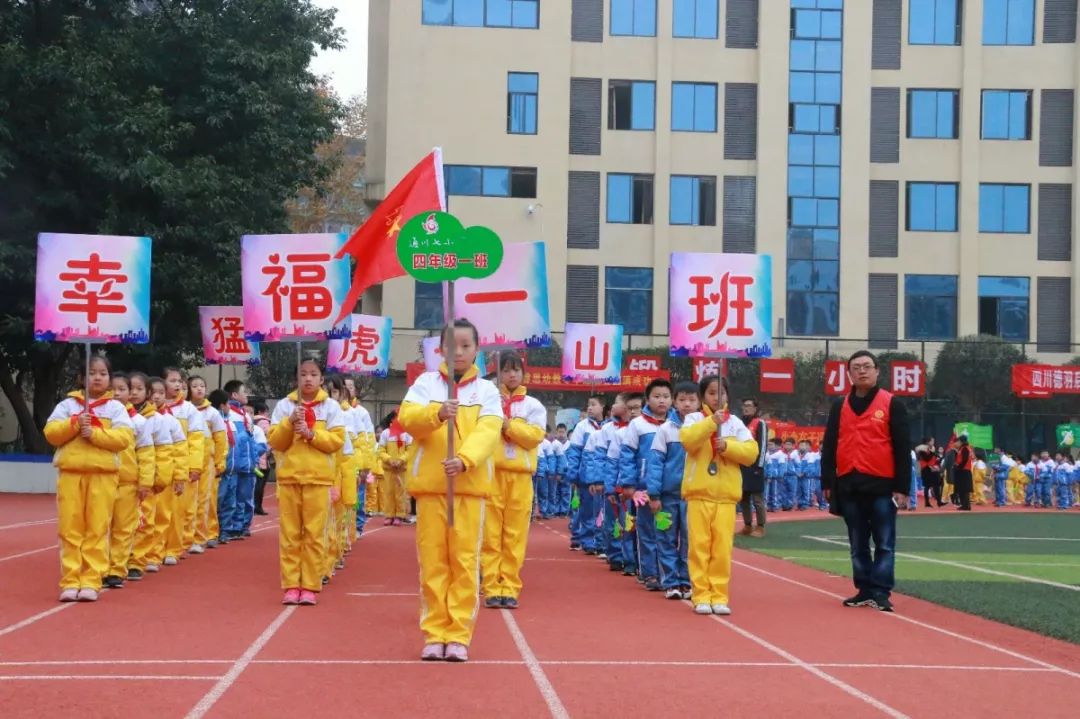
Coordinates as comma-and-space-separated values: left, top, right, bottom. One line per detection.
217, 535, 230, 544
502, 597, 518, 609
569, 543, 581, 551
255, 509, 268, 516
126, 568, 144, 582
484, 595, 503, 609
583, 549, 596, 556
103, 575, 124, 589
865, 596, 894, 612
243, 530, 252, 537
232, 533, 246, 541
608, 562, 624, 572
842, 591, 875, 607
321, 575, 330, 585
644, 577, 661, 591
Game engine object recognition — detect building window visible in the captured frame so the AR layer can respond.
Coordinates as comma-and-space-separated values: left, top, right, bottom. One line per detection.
611, 0, 656, 37
905, 275, 958, 340
608, 80, 655, 131
670, 175, 717, 226
792, 7, 843, 40
507, 72, 538, 134
673, 0, 718, 39
980, 90, 1031, 140
907, 89, 959, 139
422, 0, 539, 29
909, 0, 962, 45
978, 276, 1029, 341
445, 165, 537, 197
605, 267, 653, 333
906, 182, 958, 231
414, 282, 444, 329
790, 103, 840, 134
671, 82, 717, 132
979, 183, 1030, 233
983, 0, 1034, 45
607, 173, 654, 224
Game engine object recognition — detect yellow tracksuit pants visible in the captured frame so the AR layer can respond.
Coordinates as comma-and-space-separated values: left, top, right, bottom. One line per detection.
56, 471, 119, 591
416, 495, 486, 646
380, 471, 409, 519
149, 488, 178, 565
325, 500, 343, 576
342, 473, 358, 549
165, 482, 193, 559
180, 475, 200, 550
108, 482, 141, 578
365, 480, 380, 515
278, 483, 330, 592
687, 500, 736, 606
129, 493, 158, 570
195, 461, 215, 545
481, 470, 533, 600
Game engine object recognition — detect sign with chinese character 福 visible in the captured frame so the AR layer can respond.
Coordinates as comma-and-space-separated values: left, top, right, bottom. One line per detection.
34, 233, 152, 344
562, 323, 623, 385
759, 358, 795, 394
397, 211, 502, 284
824, 359, 849, 396
241, 233, 351, 342
199, 306, 260, 366
1011, 364, 1080, 397
668, 252, 772, 358
327, 314, 392, 377
447, 240, 551, 349
890, 360, 926, 397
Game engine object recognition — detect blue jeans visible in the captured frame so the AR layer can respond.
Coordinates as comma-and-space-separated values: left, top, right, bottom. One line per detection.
355, 481, 367, 534
217, 471, 238, 539
601, 496, 622, 564
656, 495, 689, 589
557, 479, 572, 514
636, 502, 659, 579
994, 478, 1008, 506
618, 500, 636, 571
797, 478, 812, 509
840, 493, 898, 601
234, 472, 256, 533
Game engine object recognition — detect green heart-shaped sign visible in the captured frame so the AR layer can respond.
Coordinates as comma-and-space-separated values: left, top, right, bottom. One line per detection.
397, 211, 503, 283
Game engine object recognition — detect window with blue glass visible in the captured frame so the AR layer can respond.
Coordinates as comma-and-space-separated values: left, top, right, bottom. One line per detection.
608, 80, 655, 130
909, 0, 961, 45
507, 72, 538, 134
670, 175, 717, 226
906, 182, 958, 231
611, 0, 656, 37
422, 0, 539, 28
673, 0, 718, 38
414, 282, 444, 329
607, 173, 654, 224
445, 165, 537, 197
983, 0, 1034, 45
905, 275, 958, 340
979, 183, 1030, 233
980, 90, 1030, 140
605, 267, 653, 334
978, 276, 1029, 341
671, 82, 717, 132
907, 89, 959, 138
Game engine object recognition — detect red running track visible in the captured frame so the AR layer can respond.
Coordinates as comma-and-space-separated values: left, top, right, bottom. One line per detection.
0, 493, 1077, 718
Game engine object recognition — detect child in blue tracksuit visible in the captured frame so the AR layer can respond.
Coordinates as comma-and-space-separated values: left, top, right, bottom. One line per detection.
795, 440, 814, 510
550, 434, 567, 517
219, 382, 259, 542
907, 450, 919, 510
1038, 452, 1056, 507
534, 436, 551, 518
781, 438, 799, 510
589, 393, 630, 564
566, 397, 605, 551
1054, 455, 1074, 509
604, 394, 641, 573
1023, 454, 1038, 506
990, 451, 1014, 507
645, 381, 698, 600
764, 440, 785, 511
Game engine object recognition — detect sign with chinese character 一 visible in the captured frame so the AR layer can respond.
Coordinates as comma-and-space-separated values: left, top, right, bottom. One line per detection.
34, 233, 152, 344
668, 252, 772, 358
199, 306, 260, 366
241, 234, 351, 342
562, 323, 624, 385
327, 314, 392, 377
397, 211, 502, 284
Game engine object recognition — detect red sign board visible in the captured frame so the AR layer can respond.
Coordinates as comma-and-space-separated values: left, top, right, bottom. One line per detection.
889, 360, 926, 397
824, 360, 849, 396
759, 358, 795, 394
692, 358, 727, 383
626, 355, 662, 372
1011, 364, 1080, 397
522, 366, 670, 393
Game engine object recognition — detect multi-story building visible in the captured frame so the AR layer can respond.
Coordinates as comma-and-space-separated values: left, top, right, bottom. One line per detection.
366, 0, 1079, 366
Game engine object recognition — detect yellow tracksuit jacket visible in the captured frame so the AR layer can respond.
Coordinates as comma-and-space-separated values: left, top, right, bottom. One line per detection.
377, 428, 413, 519
108, 404, 155, 577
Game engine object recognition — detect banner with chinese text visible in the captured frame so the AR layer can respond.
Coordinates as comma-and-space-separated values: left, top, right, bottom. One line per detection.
562, 323, 623, 384
199, 306, 260, 365
327, 314, 392, 377
954, 422, 994, 450
1011, 364, 1080, 396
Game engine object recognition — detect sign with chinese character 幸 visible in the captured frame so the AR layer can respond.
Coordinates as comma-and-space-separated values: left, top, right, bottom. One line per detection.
1011, 364, 1080, 397
890, 360, 926, 397
668, 252, 772, 358
397, 211, 503, 284
199, 306, 260, 366
562, 323, 624, 385
824, 359, 849, 396
327, 314, 392, 377
241, 233, 351, 342
34, 233, 152, 344
446, 241, 551, 349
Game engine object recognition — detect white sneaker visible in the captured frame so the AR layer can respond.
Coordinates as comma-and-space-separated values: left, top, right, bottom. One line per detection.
76, 588, 99, 602
711, 603, 732, 616
597, 552, 608, 560
145, 563, 160, 573
694, 603, 713, 615
59, 588, 79, 602
665, 588, 682, 600
163, 556, 178, 566
190, 544, 205, 555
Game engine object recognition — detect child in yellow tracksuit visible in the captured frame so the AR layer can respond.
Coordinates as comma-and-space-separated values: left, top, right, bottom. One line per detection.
346, 395, 374, 546
127, 373, 174, 580
1008, 460, 1026, 505
189, 376, 228, 552
162, 368, 206, 563
972, 451, 988, 506
268, 359, 345, 606
322, 374, 352, 579
679, 374, 758, 616
147, 377, 189, 572
399, 320, 502, 663
378, 413, 413, 525
44, 356, 134, 602
482, 353, 546, 609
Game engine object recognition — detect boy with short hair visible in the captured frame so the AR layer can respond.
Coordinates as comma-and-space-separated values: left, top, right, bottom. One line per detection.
589, 393, 629, 563
795, 440, 814, 510
604, 393, 640, 573
566, 396, 605, 551
765, 439, 786, 512
619, 385, 670, 590
782, 438, 799, 511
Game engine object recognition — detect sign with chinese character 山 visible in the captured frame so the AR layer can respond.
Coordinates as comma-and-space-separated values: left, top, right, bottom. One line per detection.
241, 234, 351, 342
446, 241, 551, 349
1011, 364, 1080, 397
824, 359, 849, 396
668, 252, 772, 358
890, 360, 925, 397
199, 306, 260, 366
34, 233, 152, 344
327, 314, 392, 377
562, 323, 623, 385
759, 358, 795, 394
397, 211, 502, 284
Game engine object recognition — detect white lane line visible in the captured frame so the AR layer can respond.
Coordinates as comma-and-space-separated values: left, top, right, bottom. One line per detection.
0, 519, 56, 531
346, 593, 416, 597
856, 536, 1080, 542
0, 660, 232, 666
780, 556, 1080, 568
0, 545, 56, 563
501, 609, 571, 719
0, 605, 74, 639
0, 674, 219, 681
252, 659, 525, 665
183, 607, 295, 719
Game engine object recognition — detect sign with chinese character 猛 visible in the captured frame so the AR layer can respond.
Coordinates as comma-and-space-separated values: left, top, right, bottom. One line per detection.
1011, 364, 1080, 397
397, 211, 502, 284
669, 252, 772, 358
890, 360, 925, 397
241, 233, 351, 342
327, 314, 392, 377
562, 323, 623, 385
199, 306, 260, 366
34, 233, 152, 344
824, 359, 849, 396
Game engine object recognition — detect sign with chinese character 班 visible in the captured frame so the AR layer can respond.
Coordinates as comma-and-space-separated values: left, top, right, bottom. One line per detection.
241, 233, 351, 342
562, 323, 623, 385
668, 252, 772, 358
199, 306, 260, 366
890, 360, 926, 397
397, 211, 502, 284
34, 233, 152, 344
327, 314, 392, 377
1011, 364, 1080, 397
824, 359, 849, 396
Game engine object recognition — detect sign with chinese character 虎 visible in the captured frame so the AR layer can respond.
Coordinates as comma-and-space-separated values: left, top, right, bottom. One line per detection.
421, 336, 489, 375
890, 360, 925, 397
327, 314, 392, 377
199, 306, 260, 366
1011, 364, 1080, 397
241, 233, 351, 342
824, 359, 849, 396
562, 323, 623, 385
668, 252, 772, 358
446, 241, 550, 349
397, 211, 502, 283
760, 358, 795, 394
34, 233, 152, 344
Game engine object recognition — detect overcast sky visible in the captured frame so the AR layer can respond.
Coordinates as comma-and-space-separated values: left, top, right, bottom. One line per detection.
310, 0, 368, 99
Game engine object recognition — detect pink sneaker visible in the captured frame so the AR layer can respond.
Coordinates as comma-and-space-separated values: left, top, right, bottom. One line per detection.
392, 518, 402, 526
58, 588, 79, 602
383, 517, 393, 526
420, 643, 445, 661
444, 642, 469, 662
299, 589, 317, 605
282, 588, 301, 605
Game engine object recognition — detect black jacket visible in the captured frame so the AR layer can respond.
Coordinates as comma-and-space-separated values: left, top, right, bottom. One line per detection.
740, 416, 768, 494
821, 387, 912, 497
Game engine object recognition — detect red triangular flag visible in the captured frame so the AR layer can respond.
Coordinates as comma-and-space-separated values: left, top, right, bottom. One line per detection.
335, 149, 445, 322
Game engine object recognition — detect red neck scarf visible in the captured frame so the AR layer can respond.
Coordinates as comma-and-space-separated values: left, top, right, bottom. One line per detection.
224, 413, 236, 447
126, 403, 137, 418
73, 393, 110, 428
439, 363, 478, 390
502, 387, 526, 418
641, 413, 665, 427
300, 400, 318, 430
388, 418, 406, 447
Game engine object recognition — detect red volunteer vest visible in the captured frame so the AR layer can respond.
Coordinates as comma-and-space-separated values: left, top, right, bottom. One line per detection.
836, 389, 894, 479
956, 447, 973, 471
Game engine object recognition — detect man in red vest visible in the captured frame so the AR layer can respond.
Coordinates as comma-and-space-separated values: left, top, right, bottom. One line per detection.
821, 351, 912, 613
